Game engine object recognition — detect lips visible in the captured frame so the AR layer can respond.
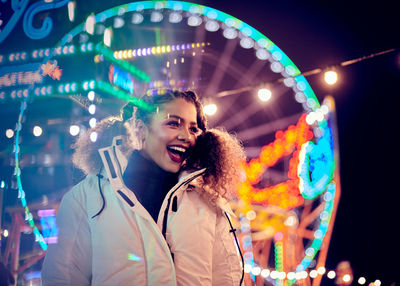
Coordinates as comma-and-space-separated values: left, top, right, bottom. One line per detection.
166, 145, 188, 163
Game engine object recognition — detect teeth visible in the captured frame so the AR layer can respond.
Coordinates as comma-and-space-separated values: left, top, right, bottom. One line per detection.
169, 146, 186, 153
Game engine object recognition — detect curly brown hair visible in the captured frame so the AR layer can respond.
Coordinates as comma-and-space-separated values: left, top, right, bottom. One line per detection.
72, 90, 246, 202
184, 128, 246, 202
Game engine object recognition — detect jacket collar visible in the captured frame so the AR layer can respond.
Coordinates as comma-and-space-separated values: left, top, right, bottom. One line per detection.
98, 136, 235, 217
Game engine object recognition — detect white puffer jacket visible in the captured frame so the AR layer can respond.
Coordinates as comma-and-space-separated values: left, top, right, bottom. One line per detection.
42, 137, 243, 285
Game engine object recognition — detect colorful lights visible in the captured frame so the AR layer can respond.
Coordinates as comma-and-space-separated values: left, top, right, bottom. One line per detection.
113, 42, 209, 60
95, 43, 150, 83
238, 114, 313, 209
298, 126, 334, 199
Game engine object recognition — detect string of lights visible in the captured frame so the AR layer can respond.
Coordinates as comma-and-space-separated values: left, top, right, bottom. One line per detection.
243, 263, 383, 286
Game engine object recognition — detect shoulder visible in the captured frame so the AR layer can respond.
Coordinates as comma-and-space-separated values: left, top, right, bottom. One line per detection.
61, 174, 100, 209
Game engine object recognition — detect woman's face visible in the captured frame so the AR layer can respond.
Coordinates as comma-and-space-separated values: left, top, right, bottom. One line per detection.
141, 98, 201, 173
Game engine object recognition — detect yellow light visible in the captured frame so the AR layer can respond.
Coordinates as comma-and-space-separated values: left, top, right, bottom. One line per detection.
317, 266, 326, 275
327, 270, 336, 279
204, 103, 217, 116
3, 229, 8, 237
343, 274, 352, 282
5, 129, 14, 138
374, 280, 381, 286
358, 277, 366, 285
166, 45, 171, 52
151, 47, 156, 55
257, 88, 272, 102
33, 126, 43, 137
324, 70, 338, 85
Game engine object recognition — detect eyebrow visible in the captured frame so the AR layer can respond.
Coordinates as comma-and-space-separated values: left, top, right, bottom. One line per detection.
166, 114, 198, 126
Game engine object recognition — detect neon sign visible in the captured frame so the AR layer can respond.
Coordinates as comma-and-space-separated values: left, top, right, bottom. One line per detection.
0, 0, 69, 43
0, 63, 42, 88
238, 113, 336, 209
238, 114, 313, 209
108, 65, 134, 94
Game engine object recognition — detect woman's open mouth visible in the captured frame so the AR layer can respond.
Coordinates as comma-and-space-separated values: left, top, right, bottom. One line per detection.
166, 145, 188, 163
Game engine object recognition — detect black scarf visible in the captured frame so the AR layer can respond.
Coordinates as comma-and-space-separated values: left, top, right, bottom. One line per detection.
123, 150, 179, 222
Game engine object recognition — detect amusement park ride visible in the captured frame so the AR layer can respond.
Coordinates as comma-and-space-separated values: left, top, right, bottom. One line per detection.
0, 2, 343, 285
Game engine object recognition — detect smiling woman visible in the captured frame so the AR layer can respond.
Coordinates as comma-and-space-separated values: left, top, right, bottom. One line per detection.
41, 89, 246, 285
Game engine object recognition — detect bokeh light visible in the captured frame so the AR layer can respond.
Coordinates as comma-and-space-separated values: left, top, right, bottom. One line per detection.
324, 70, 338, 85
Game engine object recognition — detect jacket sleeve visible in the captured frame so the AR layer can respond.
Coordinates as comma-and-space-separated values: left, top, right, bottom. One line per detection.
212, 212, 242, 285
41, 185, 92, 285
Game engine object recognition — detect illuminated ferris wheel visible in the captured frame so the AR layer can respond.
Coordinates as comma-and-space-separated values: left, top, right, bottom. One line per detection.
3, 1, 341, 285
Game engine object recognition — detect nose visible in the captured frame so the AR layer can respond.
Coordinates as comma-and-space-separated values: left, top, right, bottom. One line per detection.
177, 127, 192, 143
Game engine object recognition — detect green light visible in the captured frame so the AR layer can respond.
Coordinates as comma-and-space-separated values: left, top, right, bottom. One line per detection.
97, 81, 155, 112
95, 43, 150, 83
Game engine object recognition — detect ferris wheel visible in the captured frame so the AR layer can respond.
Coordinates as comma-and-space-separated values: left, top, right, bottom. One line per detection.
4, 1, 341, 285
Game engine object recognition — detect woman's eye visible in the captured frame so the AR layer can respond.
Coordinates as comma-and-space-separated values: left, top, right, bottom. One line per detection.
167, 121, 180, 127
190, 127, 200, 134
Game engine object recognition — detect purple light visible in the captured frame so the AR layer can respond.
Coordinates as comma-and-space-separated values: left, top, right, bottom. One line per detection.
132, 49, 137, 57
137, 49, 142, 56
171, 45, 176, 51
181, 44, 185, 50
38, 209, 56, 217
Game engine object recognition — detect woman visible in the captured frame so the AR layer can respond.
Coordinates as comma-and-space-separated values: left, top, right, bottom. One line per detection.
42, 90, 245, 285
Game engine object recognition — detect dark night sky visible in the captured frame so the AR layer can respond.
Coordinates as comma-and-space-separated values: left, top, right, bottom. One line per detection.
1, 0, 399, 284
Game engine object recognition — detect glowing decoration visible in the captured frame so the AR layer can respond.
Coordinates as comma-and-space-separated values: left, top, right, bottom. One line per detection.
87, 90, 95, 101
41, 60, 62, 80
113, 42, 208, 59
257, 88, 271, 102
358, 277, 366, 285
240, 215, 256, 282
89, 118, 97, 128
6, 129, 14, 138
22, 0, 69, 39
238, 114, 313, 210
104, 27, 112, 47
324, 70, 338, 85
0, 63, 43, 88
131, 12, 144, 24
113, 17, 125, 28
203, 103, 217, 116
38, 209, 59, 244
85, 14, 95, 35
90, 131, 98, 142
298, 126, 334, 199
95, 43, 150, 83
108, 65, 134, 94
2, 229, 9, 237
169, 12, 183, 23
88, 104, 96, 115
33, 125, 42, 137
69, 125, 80, 136
327, 270, 336, 279
97, 81, 155, 112
68, 1, 76, 22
